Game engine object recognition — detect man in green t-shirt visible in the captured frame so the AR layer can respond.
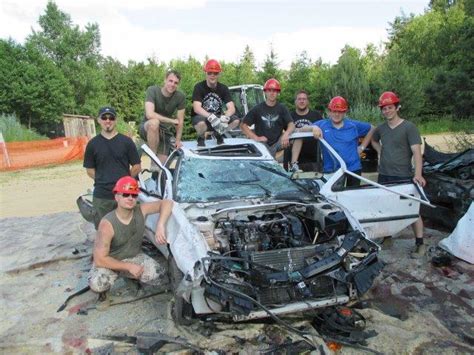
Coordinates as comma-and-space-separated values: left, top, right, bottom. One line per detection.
371, 91, 427, 257
139, 69, 186, 165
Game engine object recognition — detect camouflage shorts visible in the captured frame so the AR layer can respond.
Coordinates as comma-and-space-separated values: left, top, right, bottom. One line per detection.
88, 253, 166, 293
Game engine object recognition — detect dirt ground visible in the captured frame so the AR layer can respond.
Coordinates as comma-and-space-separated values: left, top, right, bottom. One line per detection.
0, 133, 463, 219
0, 133, 473, 353
0, 206, 472, 353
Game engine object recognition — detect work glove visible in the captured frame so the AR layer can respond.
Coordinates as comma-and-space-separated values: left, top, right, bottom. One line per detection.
207, 113, 220, 130
216, 122, 228, 134
219, 115, 230, 123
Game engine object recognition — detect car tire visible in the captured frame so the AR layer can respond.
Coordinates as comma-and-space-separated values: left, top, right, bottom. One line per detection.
168, 256, 194, 325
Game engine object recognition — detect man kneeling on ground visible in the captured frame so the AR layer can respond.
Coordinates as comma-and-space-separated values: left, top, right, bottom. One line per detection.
88, 176, 173, 298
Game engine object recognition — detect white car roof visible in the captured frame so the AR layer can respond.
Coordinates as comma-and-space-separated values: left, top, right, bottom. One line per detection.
180, 138, 275, 160
229, 84, 263, 90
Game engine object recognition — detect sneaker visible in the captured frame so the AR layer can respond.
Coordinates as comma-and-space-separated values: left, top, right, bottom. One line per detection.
215, 133, 224, 145
96, 292, 111, 311
290, 162, 300, 173
411, 243, 427, 258
96, 298, 111, 311
197, 136, 205, 147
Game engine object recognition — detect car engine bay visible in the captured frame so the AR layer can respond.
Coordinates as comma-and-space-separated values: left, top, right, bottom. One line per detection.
193, 205, 383, 316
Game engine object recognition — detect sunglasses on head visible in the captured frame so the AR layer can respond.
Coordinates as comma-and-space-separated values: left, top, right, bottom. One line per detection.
121, 193, 138, 198
101, 115, 116, 121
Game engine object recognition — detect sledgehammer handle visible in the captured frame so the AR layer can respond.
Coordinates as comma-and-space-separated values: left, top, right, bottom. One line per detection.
56, 286, 90, 312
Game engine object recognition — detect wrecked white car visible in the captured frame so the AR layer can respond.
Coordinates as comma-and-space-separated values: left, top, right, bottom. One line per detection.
139, 138, 386, 324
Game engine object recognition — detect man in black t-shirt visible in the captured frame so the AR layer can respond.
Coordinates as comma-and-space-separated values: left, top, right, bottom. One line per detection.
191, 59, 238, 146
241, 79, 295, 157
83, 107, 141, 228
288, 90, 323, 172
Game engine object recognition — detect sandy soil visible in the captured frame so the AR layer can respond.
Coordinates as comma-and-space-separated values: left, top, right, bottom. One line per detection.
0, 133, 472, 353
1, 211, 472, 353
0, 133, 465, 219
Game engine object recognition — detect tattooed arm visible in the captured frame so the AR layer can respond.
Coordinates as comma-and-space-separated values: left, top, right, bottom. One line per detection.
93, 219, 143, 279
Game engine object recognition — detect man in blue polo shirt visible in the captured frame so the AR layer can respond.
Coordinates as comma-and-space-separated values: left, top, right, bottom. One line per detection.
310, 96, 375, 186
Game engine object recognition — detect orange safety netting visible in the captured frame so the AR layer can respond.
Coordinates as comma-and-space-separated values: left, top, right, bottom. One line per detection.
0, 137, 88, 171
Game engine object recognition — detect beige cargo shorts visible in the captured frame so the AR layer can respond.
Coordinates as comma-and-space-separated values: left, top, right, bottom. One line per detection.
88, 253, 165, 293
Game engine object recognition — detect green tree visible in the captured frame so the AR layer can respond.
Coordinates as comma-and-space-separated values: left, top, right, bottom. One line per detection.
236, 45, 257, 84
258, 45, 282, 83
0, 39, 73, 131
385, 1, 473, 119
308, 61, 332, 112
330, 46, 370, 108
27, 1, 105, 115
281, 52, 313, 109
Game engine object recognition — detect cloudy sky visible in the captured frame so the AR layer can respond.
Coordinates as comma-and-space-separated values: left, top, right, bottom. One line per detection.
1, 0, 427, 68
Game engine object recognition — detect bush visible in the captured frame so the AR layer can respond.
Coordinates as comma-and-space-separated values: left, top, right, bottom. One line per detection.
115, 119, 137, 138
0, 114, 47, 142
348, 103, 381, 124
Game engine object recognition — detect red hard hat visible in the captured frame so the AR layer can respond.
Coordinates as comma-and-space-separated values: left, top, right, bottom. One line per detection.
113, 176, 139, 195
203, 59, 222, 73
328, 96, 348, 112
378, 91, 400, 107
263, 78, 281, 92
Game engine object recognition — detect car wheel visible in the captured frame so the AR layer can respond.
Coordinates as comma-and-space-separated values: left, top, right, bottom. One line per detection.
168, 256, 194, 325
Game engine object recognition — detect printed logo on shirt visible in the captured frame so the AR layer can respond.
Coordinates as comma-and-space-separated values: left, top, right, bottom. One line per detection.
202, 93, 224, 115
261, 114, 280, 129
295, 119, 312, 128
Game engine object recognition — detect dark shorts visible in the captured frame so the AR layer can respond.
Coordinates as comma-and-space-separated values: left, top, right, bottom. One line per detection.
266, 141, 283, 158
139, 122, 175, 155
191, 115, 241, 130
377, 174, 413, 184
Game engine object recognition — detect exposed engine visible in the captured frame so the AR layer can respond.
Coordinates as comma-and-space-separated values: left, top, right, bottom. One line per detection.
216, 212, 310, 255
202, 207, 383, 316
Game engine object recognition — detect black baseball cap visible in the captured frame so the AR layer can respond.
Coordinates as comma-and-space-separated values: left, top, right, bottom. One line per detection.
98, 106, 117, 118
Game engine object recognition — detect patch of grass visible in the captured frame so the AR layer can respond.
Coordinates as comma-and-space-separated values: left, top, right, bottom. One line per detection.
347, 109, 472, 136
0, 114, 47, 142
417, 116, 473, 135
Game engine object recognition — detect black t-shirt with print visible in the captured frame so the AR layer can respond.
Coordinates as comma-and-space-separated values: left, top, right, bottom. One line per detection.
291, 110, 323, 163
191, 81, 232, 116
243, 102, 293, 146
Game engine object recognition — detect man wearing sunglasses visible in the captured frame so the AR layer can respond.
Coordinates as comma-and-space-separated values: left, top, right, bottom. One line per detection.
88, 176, 174, 302
83, 107, 141, 228
191, 59, 239, 146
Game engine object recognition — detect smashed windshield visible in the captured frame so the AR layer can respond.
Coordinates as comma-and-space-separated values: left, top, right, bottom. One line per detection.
176, 158, 309, 202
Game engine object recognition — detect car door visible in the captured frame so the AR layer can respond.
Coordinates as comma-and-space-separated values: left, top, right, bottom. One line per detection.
321, 177, 422, 239
290, 134, 432, 239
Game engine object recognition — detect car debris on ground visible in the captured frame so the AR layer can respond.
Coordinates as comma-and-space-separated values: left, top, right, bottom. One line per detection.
1, 212, 473, 353
421, 139, 473, 230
